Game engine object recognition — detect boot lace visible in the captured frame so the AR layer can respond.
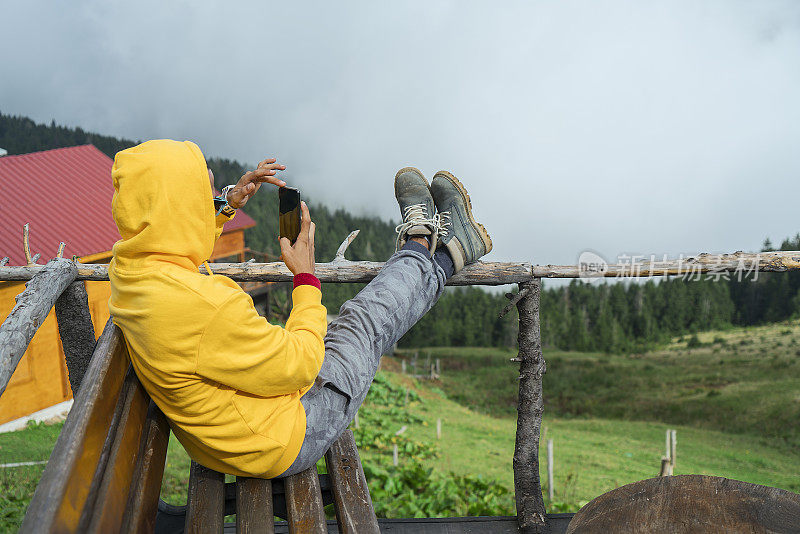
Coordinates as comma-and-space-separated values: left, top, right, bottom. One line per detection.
437, 210, 451, 239
395, 203, 439, 254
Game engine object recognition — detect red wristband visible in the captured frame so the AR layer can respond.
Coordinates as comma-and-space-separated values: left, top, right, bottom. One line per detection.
293, 272, 321, 290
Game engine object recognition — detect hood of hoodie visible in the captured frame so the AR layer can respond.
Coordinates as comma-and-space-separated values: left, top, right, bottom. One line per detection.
110, 139, 216, 271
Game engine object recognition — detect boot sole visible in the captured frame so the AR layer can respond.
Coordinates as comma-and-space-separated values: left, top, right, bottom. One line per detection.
433, 170, 493, 255
395, 166, 429, 186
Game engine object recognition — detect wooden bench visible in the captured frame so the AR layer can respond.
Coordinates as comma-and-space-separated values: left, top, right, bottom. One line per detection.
20, 320, 379, 533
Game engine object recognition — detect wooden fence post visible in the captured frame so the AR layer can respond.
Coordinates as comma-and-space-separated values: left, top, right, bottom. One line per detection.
547, 439, 554, 502
660, 429, 676, 476
513, 279, 547, 533
671, 429, 677, 471
0, 258, 77, 397
666, 429, 670, 462
54, 281, 97, 395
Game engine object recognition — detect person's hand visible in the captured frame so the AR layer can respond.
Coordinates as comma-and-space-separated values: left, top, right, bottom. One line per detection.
280, 201, 316, 276
226, 158, 287, 209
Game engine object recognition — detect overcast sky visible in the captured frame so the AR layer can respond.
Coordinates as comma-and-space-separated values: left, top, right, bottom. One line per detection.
2, 1, 799, 267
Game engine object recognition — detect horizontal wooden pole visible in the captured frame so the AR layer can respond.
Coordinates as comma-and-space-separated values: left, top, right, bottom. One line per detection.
0, 260, 534, 286
531, 250, 800, 278
0, 250, 798, 284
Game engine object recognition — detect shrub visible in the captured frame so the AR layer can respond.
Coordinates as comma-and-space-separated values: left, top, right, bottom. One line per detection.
355, 371, 514, 518
363, 463, 514, 517
687, 335, 702, 349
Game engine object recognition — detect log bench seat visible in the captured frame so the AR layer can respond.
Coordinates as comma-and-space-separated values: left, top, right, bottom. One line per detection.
20, 321, 379, 534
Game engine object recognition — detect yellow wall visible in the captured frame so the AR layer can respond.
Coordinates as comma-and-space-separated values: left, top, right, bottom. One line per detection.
0, 280, 111, 425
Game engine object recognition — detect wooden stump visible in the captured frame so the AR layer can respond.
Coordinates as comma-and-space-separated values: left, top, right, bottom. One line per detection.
566, 475, 800, 533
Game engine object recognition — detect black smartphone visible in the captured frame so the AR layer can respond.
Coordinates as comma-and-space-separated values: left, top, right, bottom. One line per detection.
279, 186, 301, 244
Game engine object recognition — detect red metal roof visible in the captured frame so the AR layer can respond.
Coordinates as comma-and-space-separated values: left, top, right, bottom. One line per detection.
0, 145, 256, 266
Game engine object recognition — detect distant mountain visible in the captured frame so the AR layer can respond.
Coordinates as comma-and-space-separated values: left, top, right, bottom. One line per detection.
0, 112, 139, 159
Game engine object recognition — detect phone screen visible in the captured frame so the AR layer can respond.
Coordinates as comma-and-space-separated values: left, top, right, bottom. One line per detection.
279, 187, 301, 244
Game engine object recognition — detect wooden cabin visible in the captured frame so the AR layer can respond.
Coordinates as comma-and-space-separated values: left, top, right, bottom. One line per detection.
0, 145, 256, 427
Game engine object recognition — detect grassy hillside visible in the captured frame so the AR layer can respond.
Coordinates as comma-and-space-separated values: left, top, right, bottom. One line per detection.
389, 370, 800, 502
425, 319, 800, 447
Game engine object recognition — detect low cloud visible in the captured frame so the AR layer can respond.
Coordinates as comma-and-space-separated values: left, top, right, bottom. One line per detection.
2, 0, 799, 267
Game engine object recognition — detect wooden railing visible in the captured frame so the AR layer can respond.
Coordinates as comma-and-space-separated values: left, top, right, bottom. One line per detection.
2, 249, 798, 283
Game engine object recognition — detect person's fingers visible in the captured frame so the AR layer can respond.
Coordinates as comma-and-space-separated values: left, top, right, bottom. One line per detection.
251, 168, 276, 178
254, 163, 285, 175
256, 176, 285, 186
297, 201, 311, 239
279, 237, 292, 259
238, 169, 284, 190
258, 158, 277, 168
250, 168, 286, 187
308, 222, 316, 261
261, 162, 285, 171
253, 170, 285, 179
247, 167, 284, 180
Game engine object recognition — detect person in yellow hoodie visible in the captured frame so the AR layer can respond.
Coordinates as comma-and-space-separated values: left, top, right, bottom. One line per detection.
109, 139, 492, 478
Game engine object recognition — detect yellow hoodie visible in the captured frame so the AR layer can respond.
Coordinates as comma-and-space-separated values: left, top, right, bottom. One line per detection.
108, 139, 326, 477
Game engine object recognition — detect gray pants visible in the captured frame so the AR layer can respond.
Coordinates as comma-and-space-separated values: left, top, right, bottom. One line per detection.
279, 244, 446, 476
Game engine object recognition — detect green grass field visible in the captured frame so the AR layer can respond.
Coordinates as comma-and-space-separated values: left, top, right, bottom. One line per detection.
2, 319, 800, 530
385, 371, 800, 504
426, 319, 800, 446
